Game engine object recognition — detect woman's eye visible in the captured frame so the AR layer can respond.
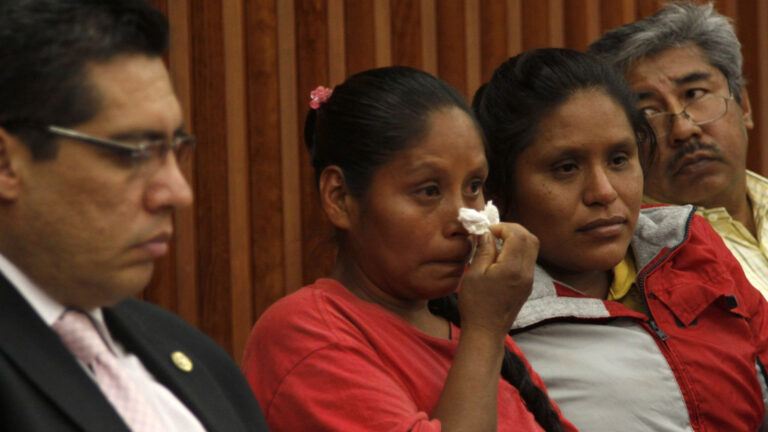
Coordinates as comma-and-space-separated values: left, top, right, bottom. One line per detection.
611, 154, 629, 168
553, 162, 578, 175
421, 185, 440, 197
468, 180, 483, 195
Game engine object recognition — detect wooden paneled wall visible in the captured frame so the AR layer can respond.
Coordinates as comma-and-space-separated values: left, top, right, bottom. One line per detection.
144, 0, 768, 360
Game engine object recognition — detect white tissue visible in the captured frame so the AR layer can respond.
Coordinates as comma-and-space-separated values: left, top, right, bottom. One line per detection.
457, 201, 503, 254
458, 200, 500, 235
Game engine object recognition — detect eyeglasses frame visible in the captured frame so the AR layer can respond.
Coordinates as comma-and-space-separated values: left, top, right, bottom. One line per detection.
0, 120, 196, 163
644, 93, 734, 139
45, 125, 197, 163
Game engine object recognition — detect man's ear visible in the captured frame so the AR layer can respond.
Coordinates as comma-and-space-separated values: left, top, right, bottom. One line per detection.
0, 128, 21, 201
319, 166, 356, 231
738, 86, 754, 130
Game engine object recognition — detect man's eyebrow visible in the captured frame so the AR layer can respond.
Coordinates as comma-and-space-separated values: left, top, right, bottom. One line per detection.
635, 71, 713, 101
636, 91, 655, 101
673, 71, 711, 86
109, 130, 164, 141
110, 125, 187, 141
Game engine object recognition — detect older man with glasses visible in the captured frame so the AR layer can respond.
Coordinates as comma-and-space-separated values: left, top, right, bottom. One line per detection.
589, 1, 768, 298
0, 0, 268, 430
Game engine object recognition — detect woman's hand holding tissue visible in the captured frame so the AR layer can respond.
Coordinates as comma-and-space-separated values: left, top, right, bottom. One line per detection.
460, 222, 539, 336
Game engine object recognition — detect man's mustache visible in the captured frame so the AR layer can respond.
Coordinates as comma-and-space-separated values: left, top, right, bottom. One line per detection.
666, 140, 722, 174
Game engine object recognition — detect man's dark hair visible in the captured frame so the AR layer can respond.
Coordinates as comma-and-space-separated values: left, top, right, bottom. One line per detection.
0, 0, 169, 158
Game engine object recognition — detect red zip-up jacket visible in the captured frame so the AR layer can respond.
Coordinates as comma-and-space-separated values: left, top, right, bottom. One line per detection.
511, 205, 768, 431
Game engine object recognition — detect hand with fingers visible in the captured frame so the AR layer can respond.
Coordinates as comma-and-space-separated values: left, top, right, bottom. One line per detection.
460, 223, 540, 336
430, 222, 541, 431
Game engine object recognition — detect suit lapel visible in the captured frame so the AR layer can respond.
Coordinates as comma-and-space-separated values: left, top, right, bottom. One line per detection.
105, 302, 242, 431
0, 274, 130, 432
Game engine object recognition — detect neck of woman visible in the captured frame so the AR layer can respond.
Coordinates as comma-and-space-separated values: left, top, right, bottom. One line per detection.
330, 249, 450, 339
542, 264, 612, 299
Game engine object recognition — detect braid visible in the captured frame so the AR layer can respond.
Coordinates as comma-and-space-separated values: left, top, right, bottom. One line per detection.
428, 295, 564, 432
501, 349, 565, 432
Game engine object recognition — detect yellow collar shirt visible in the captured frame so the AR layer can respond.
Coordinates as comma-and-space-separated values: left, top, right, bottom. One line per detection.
644, 170, 768, 299
606, 251, 648, 315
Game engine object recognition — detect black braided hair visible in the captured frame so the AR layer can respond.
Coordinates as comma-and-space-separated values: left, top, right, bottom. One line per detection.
428, 295, 565, 432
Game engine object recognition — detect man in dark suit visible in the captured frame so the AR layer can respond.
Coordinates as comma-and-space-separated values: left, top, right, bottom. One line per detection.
0, 1, 268, 430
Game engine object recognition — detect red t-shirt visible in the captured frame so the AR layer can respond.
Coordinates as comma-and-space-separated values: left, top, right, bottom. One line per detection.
242, 279, 575, 431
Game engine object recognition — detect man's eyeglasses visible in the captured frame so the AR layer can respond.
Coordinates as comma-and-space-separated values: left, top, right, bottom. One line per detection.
2, 122, 196, 164
45, 125, 197, 163
644, 93, 733, 139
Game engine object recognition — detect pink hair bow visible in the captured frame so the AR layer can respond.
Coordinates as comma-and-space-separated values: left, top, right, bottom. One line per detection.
309, 86, 333, 109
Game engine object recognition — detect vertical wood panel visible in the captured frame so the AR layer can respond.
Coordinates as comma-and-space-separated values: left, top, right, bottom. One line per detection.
718, 0, 738, 21
600, 0, 637, 33
465, 0, 481, 97
755, 1, 768, 175
479, 0, 508, 82
374, 0, 392, 67
507, 0, 522, 56
521, 0, 549, 49
737, 1, 768, 175
548, 0, 564, 47
421, 0, 437, 75
436, 0, 466, 94
296, 0, 336, 285
391, 0, 423, 67
635, 0, 661, 18
328, 0, 347, 85
222, 0, 252, 362
564, 0, 600, 51
344, 0, 377, 75
521, 0, 563, 49
165, 0, 198, 326
189, 0, 233, 352
277, 0, 303, 294
245, 0, 286, 324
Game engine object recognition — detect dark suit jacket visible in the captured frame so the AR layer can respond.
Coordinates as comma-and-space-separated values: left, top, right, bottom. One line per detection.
0, 273, 269, 431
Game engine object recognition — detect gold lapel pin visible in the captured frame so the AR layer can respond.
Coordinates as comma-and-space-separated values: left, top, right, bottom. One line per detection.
171, 351, 194, 372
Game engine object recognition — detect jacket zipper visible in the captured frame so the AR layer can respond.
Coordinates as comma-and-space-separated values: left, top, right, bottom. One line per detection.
635, 208, 702, 429
634, 206, 694, 326
646, 316, 668, 340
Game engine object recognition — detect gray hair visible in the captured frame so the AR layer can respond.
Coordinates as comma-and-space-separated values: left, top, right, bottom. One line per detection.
588, 1, 744, 101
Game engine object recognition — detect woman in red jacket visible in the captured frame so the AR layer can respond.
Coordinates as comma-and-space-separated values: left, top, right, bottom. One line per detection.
474, 47, 768, 431
242, 66, 575, 431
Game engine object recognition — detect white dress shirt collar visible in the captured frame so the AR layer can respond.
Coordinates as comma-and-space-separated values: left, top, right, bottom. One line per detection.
0, 252, 120, 353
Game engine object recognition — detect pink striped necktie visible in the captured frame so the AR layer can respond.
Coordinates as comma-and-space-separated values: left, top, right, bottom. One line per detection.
53, 309, 163, 431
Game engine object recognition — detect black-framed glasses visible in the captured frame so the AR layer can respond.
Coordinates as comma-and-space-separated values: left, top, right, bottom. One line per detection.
644, 94, 733, 139
1, 121, 196, 164
45, 125, 197, 163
